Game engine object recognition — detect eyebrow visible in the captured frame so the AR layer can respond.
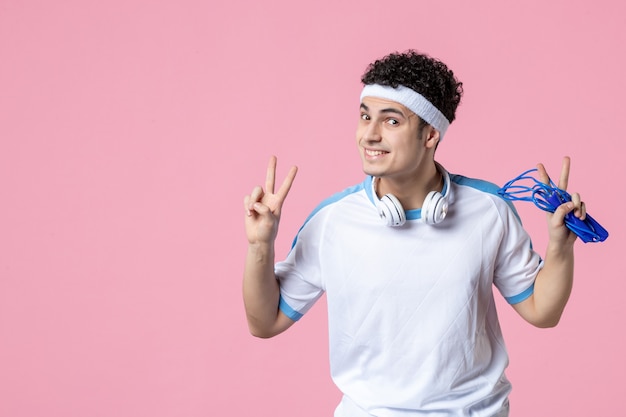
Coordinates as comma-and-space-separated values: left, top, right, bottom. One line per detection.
360, 103, 406, 117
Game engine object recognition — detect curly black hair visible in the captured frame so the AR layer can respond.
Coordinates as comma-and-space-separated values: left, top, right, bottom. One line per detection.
361, 50, 463, 124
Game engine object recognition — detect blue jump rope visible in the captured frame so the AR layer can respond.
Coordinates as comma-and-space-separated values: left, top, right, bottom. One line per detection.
498, 168, 608, 243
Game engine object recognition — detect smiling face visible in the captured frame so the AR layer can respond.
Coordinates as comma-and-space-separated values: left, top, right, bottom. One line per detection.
356, 96, 438, 187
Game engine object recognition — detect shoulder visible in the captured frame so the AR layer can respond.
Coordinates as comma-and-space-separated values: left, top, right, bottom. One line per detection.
302, 178, 371, 223
290, 178, 372, 247
451, 173, 515, 208
451, 173, 503, 196
449, 172, 523, 225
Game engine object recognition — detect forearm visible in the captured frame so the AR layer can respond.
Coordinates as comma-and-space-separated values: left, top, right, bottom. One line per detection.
528, 243, 575, 327
242, 242, 282, 337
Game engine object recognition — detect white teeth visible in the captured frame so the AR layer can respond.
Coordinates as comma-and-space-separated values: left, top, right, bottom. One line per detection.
366, 149, 386, 156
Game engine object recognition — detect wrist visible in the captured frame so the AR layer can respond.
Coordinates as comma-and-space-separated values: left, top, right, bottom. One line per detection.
247, 241, 275, 263
545, 241, 574, 262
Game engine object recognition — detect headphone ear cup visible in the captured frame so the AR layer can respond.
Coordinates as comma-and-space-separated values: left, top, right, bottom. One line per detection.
378, 194, 406, 227
422, 191, 449, 225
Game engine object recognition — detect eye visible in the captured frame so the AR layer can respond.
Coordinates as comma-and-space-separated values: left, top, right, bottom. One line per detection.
360, 113, 370, 121
386, 118, 399, 126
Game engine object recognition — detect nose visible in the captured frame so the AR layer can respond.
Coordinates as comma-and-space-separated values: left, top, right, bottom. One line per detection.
360, 121, 382, 143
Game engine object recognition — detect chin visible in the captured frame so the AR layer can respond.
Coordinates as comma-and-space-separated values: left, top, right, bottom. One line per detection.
363, 168, 384, 178
361, 164, 375, 176
361, 162, 387, 178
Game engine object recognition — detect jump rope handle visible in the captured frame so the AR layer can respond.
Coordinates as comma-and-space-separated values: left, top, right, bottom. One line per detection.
498, 168, 608, 243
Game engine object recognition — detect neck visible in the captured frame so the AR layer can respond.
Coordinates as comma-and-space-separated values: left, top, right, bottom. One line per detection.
375, 162, 443, 210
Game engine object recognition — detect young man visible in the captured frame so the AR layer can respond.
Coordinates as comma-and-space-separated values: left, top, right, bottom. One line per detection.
243, 51, 585, 417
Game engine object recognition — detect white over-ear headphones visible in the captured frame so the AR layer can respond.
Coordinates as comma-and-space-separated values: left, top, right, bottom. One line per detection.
375, 163, 451, 227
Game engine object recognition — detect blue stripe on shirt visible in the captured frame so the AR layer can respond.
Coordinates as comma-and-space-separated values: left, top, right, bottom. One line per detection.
505, 283, 535, 304
279, 295, 304, 321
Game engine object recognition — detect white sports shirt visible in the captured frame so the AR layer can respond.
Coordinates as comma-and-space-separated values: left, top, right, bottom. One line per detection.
275, 173, 542, 417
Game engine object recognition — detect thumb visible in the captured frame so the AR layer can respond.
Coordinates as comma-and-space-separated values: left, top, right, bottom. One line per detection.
550, 202, 574, 227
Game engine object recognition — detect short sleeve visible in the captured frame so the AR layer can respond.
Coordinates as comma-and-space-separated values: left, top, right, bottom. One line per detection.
493, 201, 543, 304
274, 210, 327, 321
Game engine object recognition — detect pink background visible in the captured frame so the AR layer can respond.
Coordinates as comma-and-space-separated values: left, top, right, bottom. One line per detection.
1, 1, 624, 416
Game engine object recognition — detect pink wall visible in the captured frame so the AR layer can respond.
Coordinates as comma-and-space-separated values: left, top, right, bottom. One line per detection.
1, 1, 624, 416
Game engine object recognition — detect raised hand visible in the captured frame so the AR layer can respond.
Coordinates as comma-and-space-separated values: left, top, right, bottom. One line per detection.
536, 156, 586, 247
244, 156, 298, 245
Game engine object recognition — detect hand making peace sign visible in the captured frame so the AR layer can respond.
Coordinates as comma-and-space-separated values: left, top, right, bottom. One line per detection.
244, 156, 298, 245
536, 156, 587, 247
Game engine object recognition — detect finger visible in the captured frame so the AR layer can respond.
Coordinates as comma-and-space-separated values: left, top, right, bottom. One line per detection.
244, 195, 251, 216
551, 201, 574, 227
580, 201, 587, 220
265, 155, 277, 194
244, 193, 264, 217
248, 186, 264, 208
251, 201, 271, 216
558, 156, 571, 191
276, 165, 298, 202
536, 162, 550, 185
570, 192, 586, 220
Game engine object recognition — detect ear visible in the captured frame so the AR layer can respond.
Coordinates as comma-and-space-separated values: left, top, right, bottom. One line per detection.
423, 126, 441, 150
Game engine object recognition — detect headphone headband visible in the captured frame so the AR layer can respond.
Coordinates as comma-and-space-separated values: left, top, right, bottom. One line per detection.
374, 163, 451, 226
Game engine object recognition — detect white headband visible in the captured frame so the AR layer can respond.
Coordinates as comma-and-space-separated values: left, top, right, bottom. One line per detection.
360, 84, 450, 140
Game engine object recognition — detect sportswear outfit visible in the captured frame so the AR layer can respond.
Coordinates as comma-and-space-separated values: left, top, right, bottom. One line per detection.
275, 172, 542, 417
